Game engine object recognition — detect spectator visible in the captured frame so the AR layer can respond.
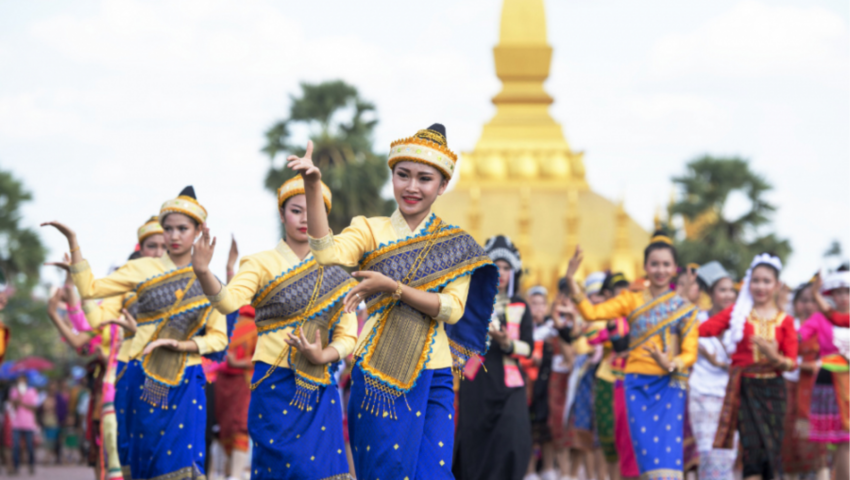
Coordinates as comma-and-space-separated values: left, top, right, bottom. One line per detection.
9, 374, 38, 475
39, 380, 65, 465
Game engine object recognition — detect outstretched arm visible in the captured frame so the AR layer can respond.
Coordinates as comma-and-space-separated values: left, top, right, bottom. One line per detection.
286, 141, 329, 240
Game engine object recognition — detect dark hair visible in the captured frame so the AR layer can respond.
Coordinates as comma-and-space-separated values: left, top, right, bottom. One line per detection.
643, 230, 678, 265
792, 283, 813, 305
160, 212, 200, 228
558, 277, 571, 296
128, 251, 142, 261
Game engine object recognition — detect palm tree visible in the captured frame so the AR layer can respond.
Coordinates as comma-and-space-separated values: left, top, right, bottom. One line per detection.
262, 80, 394, 235
669, 156, 791, 278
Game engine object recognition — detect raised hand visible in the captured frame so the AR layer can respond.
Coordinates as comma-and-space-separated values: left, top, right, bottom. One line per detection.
192, 224, 216, 275
285, 141, 321, 184
226, 234, 239, 282
564, 245, 584, 298
566, 245, 584, 280
342, 271, 396, 313
40, 221, 77, 243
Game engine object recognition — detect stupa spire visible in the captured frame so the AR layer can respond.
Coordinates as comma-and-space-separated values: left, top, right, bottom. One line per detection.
493, 0, 553, 106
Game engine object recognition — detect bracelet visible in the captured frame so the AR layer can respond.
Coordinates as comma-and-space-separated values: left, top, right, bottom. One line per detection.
69, 245, 80, 254
392, 281, 404, 301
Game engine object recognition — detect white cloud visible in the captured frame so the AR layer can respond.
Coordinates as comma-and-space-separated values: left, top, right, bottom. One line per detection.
650, 1, 848, 83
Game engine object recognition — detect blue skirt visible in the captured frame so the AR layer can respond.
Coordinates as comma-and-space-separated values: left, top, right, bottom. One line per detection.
247, 363, 350, 480
349, 364, 454, 480
127, 364, 207, 480
625, 373, 686, 480
114, 360, 140, 473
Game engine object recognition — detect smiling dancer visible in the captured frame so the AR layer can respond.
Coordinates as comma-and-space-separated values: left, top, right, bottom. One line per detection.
43, 186, 228, 480
288, 124, 498, 479
192, 176, 357, 480
699, 253, 798, 480
563, 232, 699, 480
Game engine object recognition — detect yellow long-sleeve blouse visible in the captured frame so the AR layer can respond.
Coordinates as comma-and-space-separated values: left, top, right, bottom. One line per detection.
207, 240, 358, 367
309, 209, 471, 370
575, 290, 698, 377
70, 254, 228, 366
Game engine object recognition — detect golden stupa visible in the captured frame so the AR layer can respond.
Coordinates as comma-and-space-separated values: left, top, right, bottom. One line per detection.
434, 0, 649, 291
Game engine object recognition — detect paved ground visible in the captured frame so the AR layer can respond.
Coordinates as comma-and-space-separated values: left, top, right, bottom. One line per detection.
1, 465, 97, 480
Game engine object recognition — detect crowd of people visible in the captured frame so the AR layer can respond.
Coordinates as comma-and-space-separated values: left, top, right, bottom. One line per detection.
0, 122, 845, 480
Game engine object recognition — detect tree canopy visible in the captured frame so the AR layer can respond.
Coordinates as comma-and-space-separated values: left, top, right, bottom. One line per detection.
0, 167, 46, 291
0, 165, 55, 361
261, 80, 394, 235
669, 155, 791, 279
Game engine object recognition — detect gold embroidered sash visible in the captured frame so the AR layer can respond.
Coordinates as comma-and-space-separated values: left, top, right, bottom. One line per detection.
357, 216, 496, 418
134, 266, 211, 408
250, 257, 355, 409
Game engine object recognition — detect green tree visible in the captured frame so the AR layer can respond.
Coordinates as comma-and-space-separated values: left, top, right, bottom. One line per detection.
669, 156, 791, 279
0, 168, 46, 291
262, 80, 394, 235
0, 165, 57, 361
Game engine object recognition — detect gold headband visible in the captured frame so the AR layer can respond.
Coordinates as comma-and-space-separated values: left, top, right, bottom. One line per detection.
277, 177, 332, 212
160, 196, 208, 225
137, 216, 164, 243
650, 235, 673, 245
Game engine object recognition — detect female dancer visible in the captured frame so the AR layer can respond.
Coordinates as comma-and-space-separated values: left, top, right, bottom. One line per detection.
43, 186, 228, 480
780, 281, 827, 479
192, 176, 357, 480
688, 261, 737, 480
698, 253, 798, 480
563, 232, 699, 480
455, 235, 533, 480
289, 124, 498, 479
797, 270, 849, 478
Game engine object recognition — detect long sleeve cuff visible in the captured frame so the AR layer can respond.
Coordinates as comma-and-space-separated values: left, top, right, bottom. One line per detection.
512, 340, 532, 358
206, 282, 228, 304
328, 341, 349, 361
193, 337, 212, 355
435, 293, 453, 322
69, 260, 91, 274
308, 231, 337, 265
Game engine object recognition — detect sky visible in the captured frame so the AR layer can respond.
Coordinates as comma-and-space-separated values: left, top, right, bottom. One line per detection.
0, 0, 847, 289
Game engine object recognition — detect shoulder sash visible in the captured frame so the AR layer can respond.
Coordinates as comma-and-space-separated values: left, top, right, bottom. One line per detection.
251, 256, 356, 408
357, 215, 497, 418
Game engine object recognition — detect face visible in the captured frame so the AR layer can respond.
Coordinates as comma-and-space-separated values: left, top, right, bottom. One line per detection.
749, 265, 779, 306
279, 194, 308, 243
528, 294, 548, 323
161, 213, 199, 257
495, 260, 513, 292
644, 248, 677, 290
831, 287, 850, 313
140, 234, 166, 258
392, 162, 448, 218
710, 277, 737, 312
555, 293, 577, 324
793, 285, 816, 321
